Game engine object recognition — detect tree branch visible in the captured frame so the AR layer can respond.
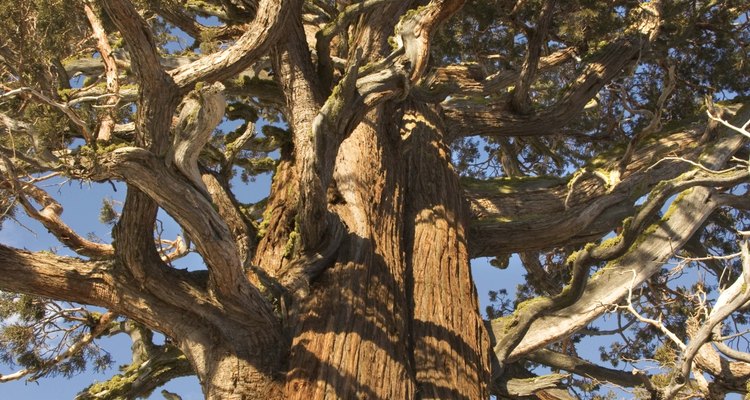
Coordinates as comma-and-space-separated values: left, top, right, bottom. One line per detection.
170, 0, 297, 89
510, 0, 556, 114
75, 321, 193, 400
100, 0, 179, 153
83, 1, 120, 142
0, 88, 93, 142
467, 125, 704, 257
169, 82, 226, 194
664, 241, 750, 398
443, 1, 662, 138
0, 156, 113, 258
0, 245, 121, 310
83, 147, 276, 324
525, 349, 656, 392
491, 104, 750, 361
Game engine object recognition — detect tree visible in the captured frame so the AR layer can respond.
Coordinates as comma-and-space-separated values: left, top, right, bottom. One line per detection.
1, 0, 750, 398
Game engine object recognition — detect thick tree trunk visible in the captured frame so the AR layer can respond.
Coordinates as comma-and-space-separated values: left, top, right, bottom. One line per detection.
402, 102, 490, 399
283, 108, 416, 399
241, 105, 489, 399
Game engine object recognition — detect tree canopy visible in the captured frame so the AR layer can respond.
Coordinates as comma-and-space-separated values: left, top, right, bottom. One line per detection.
1, 0, 750, 399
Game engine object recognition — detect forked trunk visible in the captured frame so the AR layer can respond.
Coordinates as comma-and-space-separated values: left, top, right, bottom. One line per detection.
237, 105, 489, 399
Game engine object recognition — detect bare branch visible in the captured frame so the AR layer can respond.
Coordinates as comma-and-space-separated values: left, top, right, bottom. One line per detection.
707, 108, 750, 140
83, 1, 120, 142
619, 271, 686, 350
490, 103, 750, 361
0, 156, 114, 258
525, 349, 656, 392
664, 241, 750, 398
170, 0, 297, 89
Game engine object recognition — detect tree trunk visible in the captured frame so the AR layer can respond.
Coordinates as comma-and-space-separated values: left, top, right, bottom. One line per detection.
241, 106, 488, 399
401, 102, 490, 399
283, 107, 415, 399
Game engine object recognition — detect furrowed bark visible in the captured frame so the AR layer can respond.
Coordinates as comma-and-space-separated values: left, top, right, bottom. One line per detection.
402, 102, 490, 399
201, 171, 258, 264
0, 245, 214, 340
284, 109, 416, 399
86, 147, 276, 322
0, 245, 119, 316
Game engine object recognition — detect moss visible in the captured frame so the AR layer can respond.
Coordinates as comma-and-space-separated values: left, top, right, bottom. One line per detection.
283, 229, 300, 259
566, 243, 596, 265
400, 4, 429, 23
387, 35, 399, 50
326, 80, 346, 118
256, 205, 274, 239
599, 235, 622, 249
460, 175, 565, 194
621, 216, 634, 232
662, 188, 694, 221
515, 296, 550, 312
86, 370, 139, 397
492, 315, 515, 333
565, 249, 582, 265
584, 141, 630, 168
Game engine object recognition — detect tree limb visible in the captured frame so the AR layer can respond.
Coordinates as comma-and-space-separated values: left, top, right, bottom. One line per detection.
83, 1, 121, 142
492, 105, 750, 362
510, 0, 556, 114
0, 156, 114, 258
101, 0, 180, 153
170, 0, 297, 89
664, 241, 750, 398
526, 349, 656, 392
443, 1, 662, 138
467, 125, 704, 257
83, 147, 276, 324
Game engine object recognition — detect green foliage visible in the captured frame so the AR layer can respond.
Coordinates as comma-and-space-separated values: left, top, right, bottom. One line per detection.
0, 293, 113, 380
98, 198, 119, 226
